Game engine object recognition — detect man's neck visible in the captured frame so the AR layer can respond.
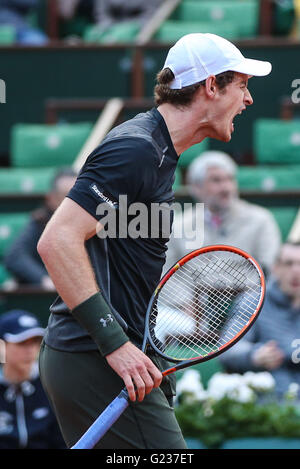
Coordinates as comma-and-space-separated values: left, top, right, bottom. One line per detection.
157, 103, 210, 155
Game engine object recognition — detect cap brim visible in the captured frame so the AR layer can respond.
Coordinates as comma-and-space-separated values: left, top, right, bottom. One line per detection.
231, 58, 272, 77
4, 328, 44, 343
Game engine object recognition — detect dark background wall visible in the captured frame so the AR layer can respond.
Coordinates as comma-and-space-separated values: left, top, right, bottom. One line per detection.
0, 42, 299, 165
0, 46, 132, 161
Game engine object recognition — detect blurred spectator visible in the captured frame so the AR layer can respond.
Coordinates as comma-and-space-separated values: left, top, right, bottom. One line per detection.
165, 151, 281, 276
94, 0, 162, 30
219, 242, 300, 399
57, 0, 162, 42
0, 0, 48, 45
4, 168, 77, 289
57, 0, 95, 41
57, 0, 94, 21
0, 309, 65, 448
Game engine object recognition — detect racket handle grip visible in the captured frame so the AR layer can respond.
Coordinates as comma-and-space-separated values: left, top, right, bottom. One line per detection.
71, 389, 129, 449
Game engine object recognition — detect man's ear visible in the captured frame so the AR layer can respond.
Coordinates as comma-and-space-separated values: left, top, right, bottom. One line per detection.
205, 75, 217, 98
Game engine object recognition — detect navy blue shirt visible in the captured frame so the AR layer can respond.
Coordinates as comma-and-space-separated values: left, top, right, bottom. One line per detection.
0, 364, 65, 449
44, 108, 178, 352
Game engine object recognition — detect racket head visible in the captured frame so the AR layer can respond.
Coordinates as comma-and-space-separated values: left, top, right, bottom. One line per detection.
145, 245, 265, 367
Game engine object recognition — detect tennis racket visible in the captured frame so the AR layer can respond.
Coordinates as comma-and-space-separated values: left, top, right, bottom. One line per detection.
71, 244, 265, 449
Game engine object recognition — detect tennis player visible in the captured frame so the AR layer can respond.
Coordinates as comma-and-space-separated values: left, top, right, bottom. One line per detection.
38, 34, 271, 449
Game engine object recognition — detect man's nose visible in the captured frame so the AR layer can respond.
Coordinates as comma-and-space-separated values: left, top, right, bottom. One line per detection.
245, 88, 253, 106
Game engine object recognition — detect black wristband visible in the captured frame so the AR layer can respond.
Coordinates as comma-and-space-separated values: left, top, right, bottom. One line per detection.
71, 292, 129, 356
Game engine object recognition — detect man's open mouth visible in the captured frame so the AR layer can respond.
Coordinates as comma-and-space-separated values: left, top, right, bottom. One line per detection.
231, 109, 245, 132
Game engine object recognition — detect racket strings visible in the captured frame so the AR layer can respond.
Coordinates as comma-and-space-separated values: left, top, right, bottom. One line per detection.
178, 256, 259, 317
151, 284, 254, 357
161, 259, 254, 330
156, 281, 233, 338
149, 251, 262, 361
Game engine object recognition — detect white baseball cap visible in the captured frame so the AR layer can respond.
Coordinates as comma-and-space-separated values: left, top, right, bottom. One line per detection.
164, 33, 272, 89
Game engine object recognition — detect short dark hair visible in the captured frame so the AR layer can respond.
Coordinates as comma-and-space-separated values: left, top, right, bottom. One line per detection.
154, 68, 235, 107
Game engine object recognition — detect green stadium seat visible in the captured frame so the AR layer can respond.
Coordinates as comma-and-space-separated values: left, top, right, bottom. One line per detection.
237, 165, 300, 191
84, 24, 107, 42
84, 21, 140, 43
0, 25, 16, 44
155, 20, 240, 42
268, 207, 298, 241
0, 263, 13, 287
254, 119, 300, 165
274, 0, 295, 35
173, 167, 182, 191
0, 167, 57, 194
177, 0, 259, 38
178, 140, 209, 168
26, 11, 39, 29
11, 122, 93, 168
0, 213, 30, 257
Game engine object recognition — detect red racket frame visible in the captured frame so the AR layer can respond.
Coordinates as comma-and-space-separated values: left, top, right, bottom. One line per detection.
145, 244, 266, 376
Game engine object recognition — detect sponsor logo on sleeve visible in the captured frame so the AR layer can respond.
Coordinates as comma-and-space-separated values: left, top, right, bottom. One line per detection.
89, 183, 118, 209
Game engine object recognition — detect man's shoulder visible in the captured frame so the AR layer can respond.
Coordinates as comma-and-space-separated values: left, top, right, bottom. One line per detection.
235, 199, 275, 222
103, 108, 160, 145
90, 111, 161, 161
82, 131, 157, 176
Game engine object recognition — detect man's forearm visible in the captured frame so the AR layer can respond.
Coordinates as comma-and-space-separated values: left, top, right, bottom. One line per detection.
38, 226, 99, 309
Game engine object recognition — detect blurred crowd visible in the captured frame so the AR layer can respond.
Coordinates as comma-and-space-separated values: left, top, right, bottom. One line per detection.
0, 0, 300, 449
0, 0, 297, 45
0, 0, 163, 44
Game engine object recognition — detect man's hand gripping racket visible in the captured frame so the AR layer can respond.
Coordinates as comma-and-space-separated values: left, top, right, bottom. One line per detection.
72, 245, 265, 449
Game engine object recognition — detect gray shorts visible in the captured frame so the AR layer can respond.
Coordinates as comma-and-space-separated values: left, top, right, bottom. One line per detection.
38, 341, 187, 449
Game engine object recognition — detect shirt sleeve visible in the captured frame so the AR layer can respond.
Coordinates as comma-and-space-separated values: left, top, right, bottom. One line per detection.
67, 136, 158, 222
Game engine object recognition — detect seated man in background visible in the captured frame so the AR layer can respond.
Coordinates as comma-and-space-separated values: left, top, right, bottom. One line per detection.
165, 151, 281, 276
4, 168, 77, 289
57, 0, 95, 38
58, 0, 161, 36
0, 0, 48, 45
94, 0, 162, 30
57, 0, 94, 21
0, 309, 65, 448
219, 242, 300, 399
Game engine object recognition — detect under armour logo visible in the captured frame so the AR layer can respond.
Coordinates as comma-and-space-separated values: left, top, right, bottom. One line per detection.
99, 314, 114, 327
